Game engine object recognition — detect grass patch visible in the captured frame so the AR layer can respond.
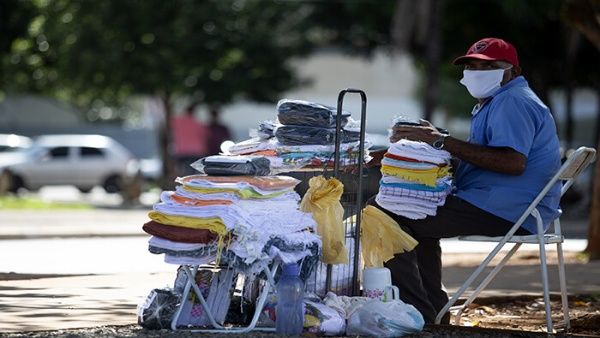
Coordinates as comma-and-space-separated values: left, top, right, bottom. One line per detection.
0, 195, 91, 210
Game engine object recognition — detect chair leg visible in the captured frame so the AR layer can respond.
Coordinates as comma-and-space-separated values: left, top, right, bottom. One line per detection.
239, 262, 280, 333
556, 241, 571, 330
453, 243, 522, 324
171, 265, 199, 330
185, 265, 225, 329
184, 262, 280, 333
538, 236, 554, 333
435, 240, 511, 324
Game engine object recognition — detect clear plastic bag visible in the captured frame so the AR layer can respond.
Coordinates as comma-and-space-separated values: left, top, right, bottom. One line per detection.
137, 288, 180, 330
257, 120, 279, 139
391, 115, 449, 135
277, 99, 351, 128
304, 300, 346, 336
346, 299, 424, 337
191, 156, 271, 176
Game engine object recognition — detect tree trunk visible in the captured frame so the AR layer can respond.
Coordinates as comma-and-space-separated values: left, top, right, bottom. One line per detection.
159, 94, 176, 190
595, 85, 600, 150
390, 0, 444, 121
563, 0, 600, 259
564, 29, 581, 149
587, 86, 600, 260
390, 0, 417, 52
422, 0, 443, 121
565, 85, 574, 149
586, 143, 600, 259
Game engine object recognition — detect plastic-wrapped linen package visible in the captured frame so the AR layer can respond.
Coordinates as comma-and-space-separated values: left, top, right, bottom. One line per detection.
191, 156, 271, 176
275, 125, 336, 145
391, 115, 449, 135
277, 99, 351, 128
274, 125, 360, 146
257, 120, 279, 139
346, 299, 424, 337
392, 115, 422, 127
137, 288, 180, 330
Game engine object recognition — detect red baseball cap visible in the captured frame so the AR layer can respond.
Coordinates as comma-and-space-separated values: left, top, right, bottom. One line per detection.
453, 37, 519, 67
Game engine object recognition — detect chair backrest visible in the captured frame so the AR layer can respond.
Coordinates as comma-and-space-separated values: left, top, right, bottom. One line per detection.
558, 147, 597, 196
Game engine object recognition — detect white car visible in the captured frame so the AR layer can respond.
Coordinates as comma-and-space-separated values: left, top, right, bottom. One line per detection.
0, 134, 139, 193
0, 134, 33, 153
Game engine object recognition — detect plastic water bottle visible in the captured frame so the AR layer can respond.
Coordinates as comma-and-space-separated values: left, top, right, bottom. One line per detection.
276, 263, 304, 336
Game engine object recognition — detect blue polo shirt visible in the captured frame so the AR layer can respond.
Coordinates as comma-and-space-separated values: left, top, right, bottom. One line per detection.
454, 76, 561, 234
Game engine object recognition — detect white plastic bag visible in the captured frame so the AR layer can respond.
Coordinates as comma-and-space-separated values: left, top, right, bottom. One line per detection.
346, 299, 424, 337
304, 300, 346, 336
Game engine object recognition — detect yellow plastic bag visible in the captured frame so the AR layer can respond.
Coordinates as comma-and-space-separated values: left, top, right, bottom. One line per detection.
361, 205, 418, 268
300, 175, 348, 264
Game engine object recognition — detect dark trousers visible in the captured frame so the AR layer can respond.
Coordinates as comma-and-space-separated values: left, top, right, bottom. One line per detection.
366, 194, 530, 324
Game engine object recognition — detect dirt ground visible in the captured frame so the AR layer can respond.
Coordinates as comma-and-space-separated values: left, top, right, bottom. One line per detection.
453, 293, 600, 336
443, 251, 600, 336
2, 293, 598, 337
1, 311, 598, 338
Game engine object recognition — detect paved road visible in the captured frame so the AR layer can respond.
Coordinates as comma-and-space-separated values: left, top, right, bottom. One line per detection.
0, 209, 149, 239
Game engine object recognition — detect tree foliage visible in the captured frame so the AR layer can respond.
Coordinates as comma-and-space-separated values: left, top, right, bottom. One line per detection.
2, 0, 314, 109
4, 0, 597, 119
0, 0, 37, 95
1, 0, 319, 185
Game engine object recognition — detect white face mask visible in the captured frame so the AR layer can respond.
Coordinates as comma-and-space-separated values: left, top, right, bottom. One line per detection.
459, 68, 507, 99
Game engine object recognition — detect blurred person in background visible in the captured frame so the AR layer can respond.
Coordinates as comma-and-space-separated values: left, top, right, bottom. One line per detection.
171, 106, 208, 176
206, 107, 232, 156
369, 37, 561, 324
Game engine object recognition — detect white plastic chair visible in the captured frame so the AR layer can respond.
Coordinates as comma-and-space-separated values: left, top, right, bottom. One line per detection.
435, 146, 597, 333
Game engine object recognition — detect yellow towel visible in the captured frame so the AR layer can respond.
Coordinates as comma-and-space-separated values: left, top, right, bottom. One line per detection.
182, 185, 290, 199
147, 211, 228, 235
381, 165, 450, 187
300, 176, 348, 264
360, 205, 418, 268
147, 211, 231, 264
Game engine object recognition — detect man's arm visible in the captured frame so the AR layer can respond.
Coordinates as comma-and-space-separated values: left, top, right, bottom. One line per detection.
442, 137, 525, 175
391, 120, 526, 176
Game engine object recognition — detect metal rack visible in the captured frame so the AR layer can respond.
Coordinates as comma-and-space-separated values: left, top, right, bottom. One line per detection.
302, 88, 368, 297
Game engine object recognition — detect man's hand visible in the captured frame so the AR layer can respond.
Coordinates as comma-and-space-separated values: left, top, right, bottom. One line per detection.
389, 119, 445, 145
389, 119, 527, 175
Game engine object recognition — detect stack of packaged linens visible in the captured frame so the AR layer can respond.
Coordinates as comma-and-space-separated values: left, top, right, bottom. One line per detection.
375, 139, 452, 219
222, 99, 367, 172
143, 173, 321, 278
